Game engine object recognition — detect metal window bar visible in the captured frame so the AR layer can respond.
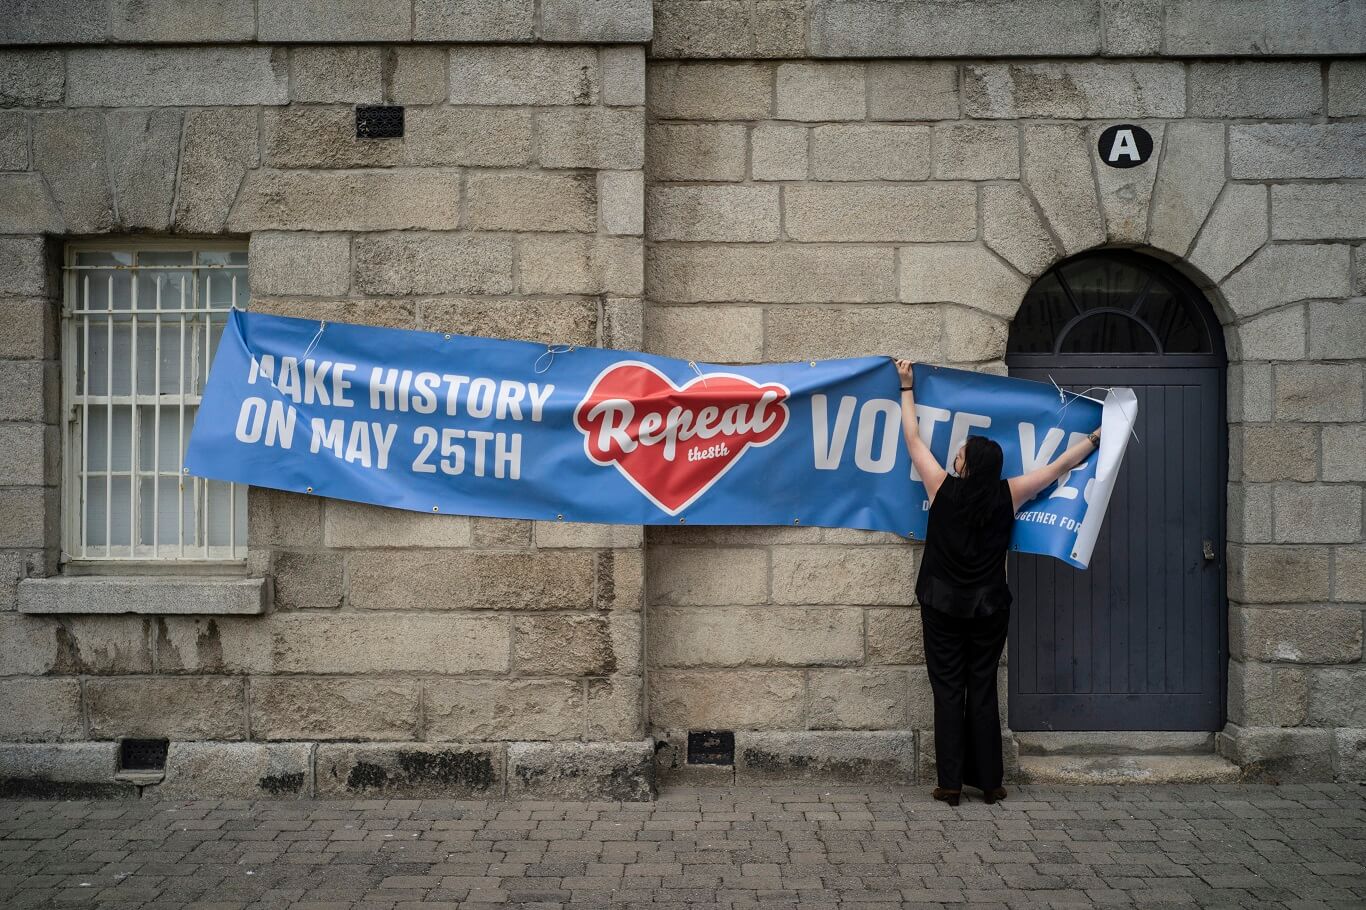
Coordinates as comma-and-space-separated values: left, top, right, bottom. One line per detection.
61, 244, 248, 563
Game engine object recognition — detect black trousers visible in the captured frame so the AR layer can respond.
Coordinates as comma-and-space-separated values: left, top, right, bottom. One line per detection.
920, 603, 1010, 791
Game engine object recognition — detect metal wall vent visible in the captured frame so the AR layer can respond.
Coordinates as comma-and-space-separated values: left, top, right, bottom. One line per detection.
356, 105, 404, 139
687, 730, 734, 765
119, 738, 169, 772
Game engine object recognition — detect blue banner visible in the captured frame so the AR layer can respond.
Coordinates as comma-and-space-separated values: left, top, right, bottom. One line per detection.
186, 310, 917, 535
186, 311, 1134, 566
906, 364, 1137, 568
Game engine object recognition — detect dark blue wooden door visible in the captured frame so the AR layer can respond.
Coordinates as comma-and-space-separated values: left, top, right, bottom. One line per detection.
1005, 251, 1227, 731
1006, 367, 1225, 731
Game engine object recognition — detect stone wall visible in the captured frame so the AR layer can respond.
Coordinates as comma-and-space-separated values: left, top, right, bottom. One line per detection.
641, 57, 1366, 782
0, 1, 1364, 795
0, 10, 657, 799
648, 0, 1366, 59
0, 0, 654, 45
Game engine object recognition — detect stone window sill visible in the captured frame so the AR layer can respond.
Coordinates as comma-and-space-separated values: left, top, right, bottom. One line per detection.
17, 576, 267, 615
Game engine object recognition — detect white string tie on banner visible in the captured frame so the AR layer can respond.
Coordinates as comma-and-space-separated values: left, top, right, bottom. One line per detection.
299, 320, 327, 362
235, 310, 331, 402
687, 360, 710, 388
534, 343, 577, 374
1047, 374, 1141, 445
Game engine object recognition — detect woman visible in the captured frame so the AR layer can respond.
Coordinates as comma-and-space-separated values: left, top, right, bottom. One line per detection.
894, 359, 1101, 806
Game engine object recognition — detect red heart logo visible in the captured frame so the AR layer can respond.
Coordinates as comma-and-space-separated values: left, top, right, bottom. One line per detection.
574, 361, 790, 515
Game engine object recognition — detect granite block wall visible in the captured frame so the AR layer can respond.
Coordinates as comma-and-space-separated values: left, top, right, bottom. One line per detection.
0, 0, 1362, 793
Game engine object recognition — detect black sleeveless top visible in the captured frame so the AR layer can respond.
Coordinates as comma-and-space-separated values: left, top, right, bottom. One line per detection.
915, 475, 1015, 619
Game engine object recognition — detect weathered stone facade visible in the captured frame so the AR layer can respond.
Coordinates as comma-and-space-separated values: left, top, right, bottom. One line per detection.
0, 1, 1363, 797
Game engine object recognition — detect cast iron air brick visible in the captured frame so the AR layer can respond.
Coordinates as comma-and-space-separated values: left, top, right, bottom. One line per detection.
687, 730, 734, 765
356, 105, 404, 139
118, 737, 169, 772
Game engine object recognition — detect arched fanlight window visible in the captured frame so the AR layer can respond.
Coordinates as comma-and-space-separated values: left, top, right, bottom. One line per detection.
1008, 251, 1221, 359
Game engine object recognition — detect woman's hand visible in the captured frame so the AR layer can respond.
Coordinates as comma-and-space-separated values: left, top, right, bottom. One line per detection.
1009, 424, 1105, 511
894, 358, 915, 388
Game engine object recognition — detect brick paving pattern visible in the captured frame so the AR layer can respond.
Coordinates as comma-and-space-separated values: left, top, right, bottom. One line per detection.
1, 783, 1363, 909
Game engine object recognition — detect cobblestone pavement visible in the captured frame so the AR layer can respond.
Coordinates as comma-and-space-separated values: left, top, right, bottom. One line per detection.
1, 783, 1363, 909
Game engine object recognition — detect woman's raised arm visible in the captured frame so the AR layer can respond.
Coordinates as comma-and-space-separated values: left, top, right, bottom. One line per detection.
1007, 427, 1102, 512
894, 359, 948, 502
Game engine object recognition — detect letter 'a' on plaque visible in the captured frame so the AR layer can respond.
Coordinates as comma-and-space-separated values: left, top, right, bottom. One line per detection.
1097, 123, 1153, 168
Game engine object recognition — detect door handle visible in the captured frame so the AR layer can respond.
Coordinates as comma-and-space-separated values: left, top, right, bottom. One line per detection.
1202, 539, 1215, 562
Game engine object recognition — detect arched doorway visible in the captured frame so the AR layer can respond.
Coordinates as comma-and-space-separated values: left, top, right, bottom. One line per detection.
1006, 251, 1228, 731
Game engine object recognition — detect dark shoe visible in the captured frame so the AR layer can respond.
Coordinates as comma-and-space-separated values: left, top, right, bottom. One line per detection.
932, 787, 960, 807
984, 787, 1007, 804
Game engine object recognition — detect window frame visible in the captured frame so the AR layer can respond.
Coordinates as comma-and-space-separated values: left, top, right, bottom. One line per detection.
1006, 251, 1226, 371
59, 239, 250, 569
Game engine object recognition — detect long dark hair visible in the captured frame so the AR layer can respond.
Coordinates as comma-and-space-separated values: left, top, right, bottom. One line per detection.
954, 435, 1005, 527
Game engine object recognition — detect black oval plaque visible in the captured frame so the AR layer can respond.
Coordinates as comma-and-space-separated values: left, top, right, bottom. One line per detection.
1097, 124, 1154, 168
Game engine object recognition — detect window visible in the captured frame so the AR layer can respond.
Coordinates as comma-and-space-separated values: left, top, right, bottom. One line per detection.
1008, 252, 1218, 357
61, 242, 249, 562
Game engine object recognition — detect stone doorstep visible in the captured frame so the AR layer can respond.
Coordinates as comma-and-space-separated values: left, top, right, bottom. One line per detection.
1017, 754, 1242, 785
1013, 731, 1217, 756
1013, 731, 1242, 784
